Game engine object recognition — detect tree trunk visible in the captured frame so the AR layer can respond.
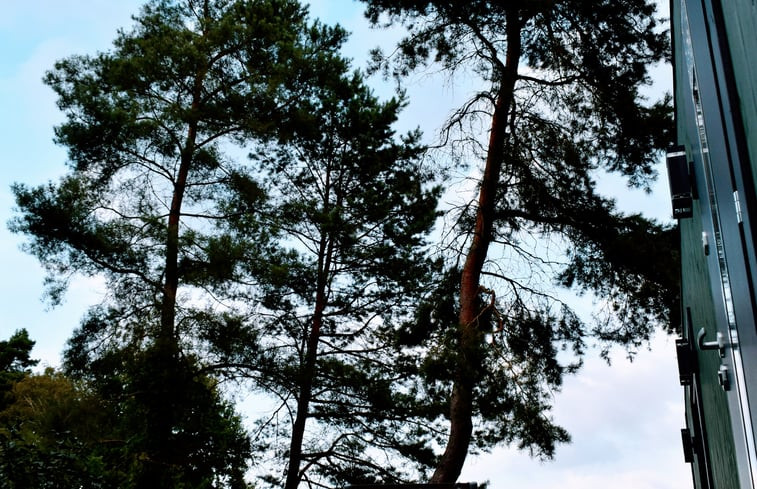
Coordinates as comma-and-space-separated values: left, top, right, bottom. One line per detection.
160, 64, 204, 344
284, 168, 337, 489
144, 70, 203, 484
430, 11, 522, 484
161, 0, 210, 343
161, 134, 193, 343
283, 283, 328, 489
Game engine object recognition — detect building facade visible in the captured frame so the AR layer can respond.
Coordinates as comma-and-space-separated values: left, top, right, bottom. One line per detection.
671, 1, 757, 487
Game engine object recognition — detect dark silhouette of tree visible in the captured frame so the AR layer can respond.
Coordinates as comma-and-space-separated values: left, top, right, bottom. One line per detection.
203, 69, 442, 487
361, 0, 677, 482
0, 369, 112, 489
9, 0, 354, 486
271, 78, 439, 489
0, 329, 38, 411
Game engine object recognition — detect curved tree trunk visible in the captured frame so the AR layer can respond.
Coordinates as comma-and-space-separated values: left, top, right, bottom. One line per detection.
430, 11, 523, 484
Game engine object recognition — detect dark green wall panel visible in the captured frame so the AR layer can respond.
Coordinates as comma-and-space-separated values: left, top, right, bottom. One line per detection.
719, 0, 757, 194
679, 201, 740, 489
673, 3, 742, 485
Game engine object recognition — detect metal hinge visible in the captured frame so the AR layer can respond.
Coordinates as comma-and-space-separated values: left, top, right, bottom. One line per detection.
734, 190, 743, 224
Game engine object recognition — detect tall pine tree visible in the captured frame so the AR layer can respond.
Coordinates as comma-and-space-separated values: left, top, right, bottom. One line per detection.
361, 0, 678, 482
10, 0, 355, 486
204, 68, 442, 487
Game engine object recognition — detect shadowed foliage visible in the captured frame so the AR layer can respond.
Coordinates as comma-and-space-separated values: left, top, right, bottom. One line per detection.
361, 0, 677, 482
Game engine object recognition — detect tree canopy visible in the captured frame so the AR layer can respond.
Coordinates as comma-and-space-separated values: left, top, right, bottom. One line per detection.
249, 70, 440, 488
361, 0, 677, 482
0, 329, 38, 412
9, 0, 359, 486
10, 0, 441, 486
8, 0, 679, 486
0, 369, 112, 489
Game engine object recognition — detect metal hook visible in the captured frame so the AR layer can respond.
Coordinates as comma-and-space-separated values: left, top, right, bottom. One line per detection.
698, 327, 726, 358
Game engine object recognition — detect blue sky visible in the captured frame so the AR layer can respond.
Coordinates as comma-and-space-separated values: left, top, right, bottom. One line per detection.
0, 2, 689, 488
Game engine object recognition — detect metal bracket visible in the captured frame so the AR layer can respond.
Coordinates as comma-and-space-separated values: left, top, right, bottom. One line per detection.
698, 328, 726, 358
719, 365, 731, 391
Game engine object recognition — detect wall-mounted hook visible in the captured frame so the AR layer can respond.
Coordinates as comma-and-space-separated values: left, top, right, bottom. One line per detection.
698, 327, 726, 358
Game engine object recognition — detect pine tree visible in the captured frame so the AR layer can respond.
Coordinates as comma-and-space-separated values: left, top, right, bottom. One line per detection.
10, 0, 354, 486
207, 68, 442, 487
0, 329, 38, 411
361, 0, 678, 482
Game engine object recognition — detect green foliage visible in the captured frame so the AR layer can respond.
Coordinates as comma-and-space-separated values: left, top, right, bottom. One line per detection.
365, 0, 672, 179
0, 329, 38, 373
8, 0, 680, 485
361, 0, 678, 480
0, 369, 112, 489
11, 0, 443, 486
114, 344, 252, 489
0, 329, 38, 411
0, 364, 250, 489
10, 0, 350, 311
406, 267, 581, 457
558, 213, 681, 349
8, 0, 359, 487
215, 58, 443, 487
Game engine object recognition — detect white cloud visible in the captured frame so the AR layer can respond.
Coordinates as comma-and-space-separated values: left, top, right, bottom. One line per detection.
461, 334, 689, 488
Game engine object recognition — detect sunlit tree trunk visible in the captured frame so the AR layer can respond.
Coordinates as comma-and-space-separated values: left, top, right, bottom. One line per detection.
431, 10, 522, 483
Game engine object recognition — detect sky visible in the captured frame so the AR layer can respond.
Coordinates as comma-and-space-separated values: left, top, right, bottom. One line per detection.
0, 2, 690, 488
